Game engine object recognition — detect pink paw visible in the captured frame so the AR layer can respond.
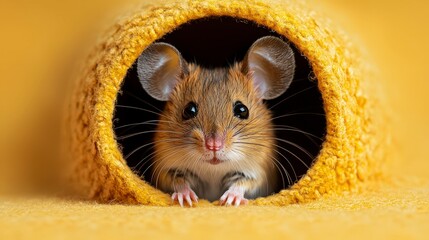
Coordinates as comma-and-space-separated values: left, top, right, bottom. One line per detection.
171, 185, 198, 207
220, 186, 248, 207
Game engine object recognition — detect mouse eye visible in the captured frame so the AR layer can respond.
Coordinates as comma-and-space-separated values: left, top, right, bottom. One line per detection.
233, 101, 249, 120
182, 101, 198, 120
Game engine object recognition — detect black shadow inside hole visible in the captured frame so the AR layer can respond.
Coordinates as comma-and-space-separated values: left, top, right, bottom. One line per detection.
113, 17, 326, 195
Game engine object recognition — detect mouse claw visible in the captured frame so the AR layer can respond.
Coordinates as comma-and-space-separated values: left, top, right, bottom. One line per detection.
220, 186, 248, 207
171, 185, 198, 207
185, 194, 192, 207
190, 190, 198, 203
178, 193, 184, 207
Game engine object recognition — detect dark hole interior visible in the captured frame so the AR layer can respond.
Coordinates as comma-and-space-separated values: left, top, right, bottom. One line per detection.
114, 17, 326, 196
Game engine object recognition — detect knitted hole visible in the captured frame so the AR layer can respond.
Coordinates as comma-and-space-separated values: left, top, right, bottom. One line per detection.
114, 16, 326, 199
68, 0, 387, 206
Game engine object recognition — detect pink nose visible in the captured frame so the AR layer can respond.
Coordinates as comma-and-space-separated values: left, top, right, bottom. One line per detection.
205, 135, 224, 151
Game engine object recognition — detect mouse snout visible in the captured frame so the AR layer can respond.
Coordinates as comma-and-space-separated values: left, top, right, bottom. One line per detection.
205, 135, 224, 151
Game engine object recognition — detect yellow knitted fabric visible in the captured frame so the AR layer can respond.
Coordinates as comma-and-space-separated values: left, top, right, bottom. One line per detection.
67, 0, 389, 206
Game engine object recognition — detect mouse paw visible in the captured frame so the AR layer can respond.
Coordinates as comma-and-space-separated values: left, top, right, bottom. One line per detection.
171, 185, 198, 207
220, 186, 248, 207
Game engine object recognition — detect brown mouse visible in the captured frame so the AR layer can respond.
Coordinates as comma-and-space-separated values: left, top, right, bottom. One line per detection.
136, 36, 295, 206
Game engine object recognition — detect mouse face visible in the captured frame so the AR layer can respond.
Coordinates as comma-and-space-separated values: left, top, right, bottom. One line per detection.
158, 65, 273, 166
136, 36, 295, 202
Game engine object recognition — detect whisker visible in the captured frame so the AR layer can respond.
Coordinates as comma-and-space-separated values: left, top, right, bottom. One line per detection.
114, 119, 173, 130
151, 148, 189, 188
234, 141, 295, 183
290, 76, 315, 82
116, 105, 164, 117
155, 150, 195, 190
268, 85, 316, 111
125, 138, 190, 160
270, 127, 322, 147
231, 85, 318, 138
269, 156, 286, 189
141, 145, 190, 178
272, 143, 310, 169
269, 127, 324, 141
140, 155, 158, 176
133, 146, 156, 171
237, 136, 315, 160
117, 130, 183, 140
122, 90, 163, 112
271, 152, 293, 186
270, 112, 325, 121
234, 147, 287, 190
273, 137, 314, 160
136, 142, 193, 175
234, 148, 278, 194
171, 151, 196, 193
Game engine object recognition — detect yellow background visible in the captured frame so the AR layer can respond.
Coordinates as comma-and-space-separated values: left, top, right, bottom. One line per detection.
0, 0, 427, 197
0, 0, 428, 239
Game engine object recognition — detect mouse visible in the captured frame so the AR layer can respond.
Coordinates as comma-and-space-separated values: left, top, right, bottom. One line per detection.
136, 36, 295, 207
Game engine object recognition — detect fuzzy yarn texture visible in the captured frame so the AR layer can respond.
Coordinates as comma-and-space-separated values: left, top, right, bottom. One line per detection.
67, 0, 390, 206
1, 184, 429, 239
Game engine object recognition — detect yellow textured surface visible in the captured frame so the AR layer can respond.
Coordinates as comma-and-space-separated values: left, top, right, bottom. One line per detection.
68, 0, 388, 206
1, 184, 429, 239
1, 0, 429, 238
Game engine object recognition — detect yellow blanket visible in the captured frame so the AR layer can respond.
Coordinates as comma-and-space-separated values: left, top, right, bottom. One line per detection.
2, 183, 429, 239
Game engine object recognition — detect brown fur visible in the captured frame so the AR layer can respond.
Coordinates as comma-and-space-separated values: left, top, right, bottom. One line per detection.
152, 63, 277, 201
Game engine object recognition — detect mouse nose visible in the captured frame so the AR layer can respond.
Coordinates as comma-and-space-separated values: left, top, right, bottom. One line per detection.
205, 135, 224, 151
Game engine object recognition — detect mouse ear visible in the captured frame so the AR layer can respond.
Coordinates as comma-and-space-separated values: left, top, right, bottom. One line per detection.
242, 36, 296, 100
137, 42, 187, 101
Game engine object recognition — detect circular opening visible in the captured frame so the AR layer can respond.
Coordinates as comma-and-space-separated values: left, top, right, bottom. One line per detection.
113, 17, 326, 200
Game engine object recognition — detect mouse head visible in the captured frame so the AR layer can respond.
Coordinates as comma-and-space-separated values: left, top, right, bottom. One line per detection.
137, 36, 295, 167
